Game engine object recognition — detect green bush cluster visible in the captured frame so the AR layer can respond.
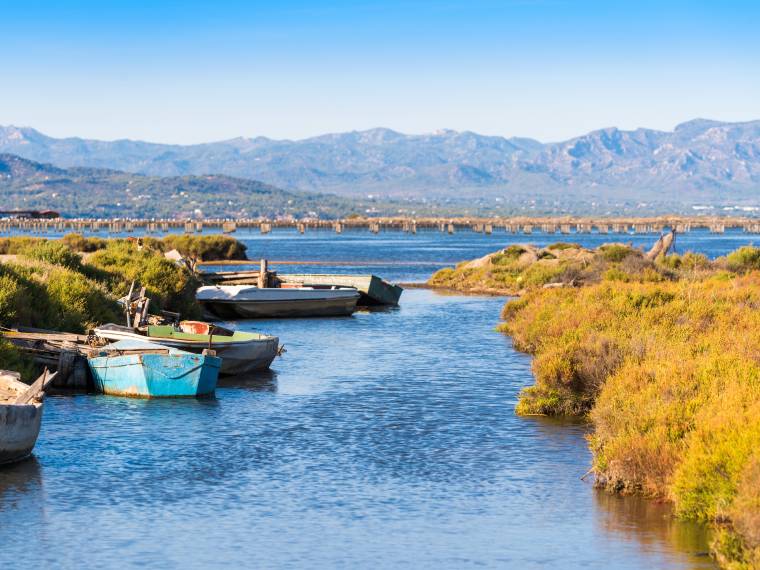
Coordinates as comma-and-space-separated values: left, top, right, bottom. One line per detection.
143, 234, 247, 261
0, 236, 44, 254
86, 241, 201, 318
0, 235, 239, 373
0, 233, 248, 261
21, 241, 84, 271
726, 246, 760, 273
428, 242, 670, 293
0, 260, 120, 333
60, 233, 108, 252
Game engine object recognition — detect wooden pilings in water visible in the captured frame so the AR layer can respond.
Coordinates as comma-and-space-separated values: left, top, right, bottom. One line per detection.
401, 220, 417, 234
4, 216, 760, 236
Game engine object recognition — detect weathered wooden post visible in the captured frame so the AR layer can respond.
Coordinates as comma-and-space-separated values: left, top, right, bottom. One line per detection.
258, 259, 269, 289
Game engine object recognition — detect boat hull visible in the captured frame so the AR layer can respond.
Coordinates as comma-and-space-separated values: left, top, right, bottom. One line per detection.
281, 274, 403, 306
94, 329, 279, 375
196, 286, 361, 319
88, 352, 220, 398
200, 295, 359, 319
0, 402, 43, 465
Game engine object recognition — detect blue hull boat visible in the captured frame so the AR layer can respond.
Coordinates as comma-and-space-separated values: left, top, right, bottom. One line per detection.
88, 340, 221, 398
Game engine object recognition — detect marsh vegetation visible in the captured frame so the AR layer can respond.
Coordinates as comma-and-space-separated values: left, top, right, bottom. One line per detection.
430, 242, 760, 568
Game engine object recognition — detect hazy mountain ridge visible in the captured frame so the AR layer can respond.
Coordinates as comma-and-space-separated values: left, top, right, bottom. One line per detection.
1, 120, 760, 202
0, 153, 406, 218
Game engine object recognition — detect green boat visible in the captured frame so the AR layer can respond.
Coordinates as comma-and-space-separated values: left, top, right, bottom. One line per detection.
94, 322, 280, 376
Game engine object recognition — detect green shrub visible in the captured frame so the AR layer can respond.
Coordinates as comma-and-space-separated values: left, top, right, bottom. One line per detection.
501, 245, 527, 259
726, 246, 760, 272
0, 237, 44, 255
0, 261, 120, 332
21, 241, 83, 271
547, 242, 581, 251
143, 235, 247, 261
60, 233, 108, 252
0, 271, 27, 324
599, 243, 636, 262
87, 241, 200, 317
604, 268, 630, 282
0, 339, 37, 381
520, 262, 565, 287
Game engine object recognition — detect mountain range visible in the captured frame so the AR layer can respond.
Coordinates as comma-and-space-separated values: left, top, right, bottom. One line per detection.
0, 154, 412, 219
1, 119, 760, 213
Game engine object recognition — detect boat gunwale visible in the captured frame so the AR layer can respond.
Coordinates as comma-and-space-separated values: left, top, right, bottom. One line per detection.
96, 328, 279, 348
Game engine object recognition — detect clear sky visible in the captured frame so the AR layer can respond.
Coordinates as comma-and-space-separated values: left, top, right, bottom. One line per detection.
1, 0, 759, 144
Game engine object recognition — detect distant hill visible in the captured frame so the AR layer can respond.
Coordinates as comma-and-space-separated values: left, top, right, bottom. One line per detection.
1, 120, 759, 210
0, 154, 410, 219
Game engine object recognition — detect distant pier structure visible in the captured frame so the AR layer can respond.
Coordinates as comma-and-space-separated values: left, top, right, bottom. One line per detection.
0, 215, 759, 235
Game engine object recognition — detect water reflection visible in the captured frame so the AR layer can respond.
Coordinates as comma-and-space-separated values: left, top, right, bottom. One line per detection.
0, 457, 42, 509
595, 492, 714, 568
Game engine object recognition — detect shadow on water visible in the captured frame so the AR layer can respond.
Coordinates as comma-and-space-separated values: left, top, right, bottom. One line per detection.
0, 457, 43, 512
355, 304, 402, 315
217, 369, 278, 392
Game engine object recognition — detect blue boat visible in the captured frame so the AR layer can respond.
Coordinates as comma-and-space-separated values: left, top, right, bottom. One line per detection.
87, 340, 221, 398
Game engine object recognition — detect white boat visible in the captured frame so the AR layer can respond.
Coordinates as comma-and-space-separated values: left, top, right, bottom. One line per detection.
1, 370, 56, 465
196, 285, 361, 319
94, 322, 280, 376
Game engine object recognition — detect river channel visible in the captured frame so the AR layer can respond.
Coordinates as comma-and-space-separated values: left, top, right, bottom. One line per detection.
1, 228, 740, 568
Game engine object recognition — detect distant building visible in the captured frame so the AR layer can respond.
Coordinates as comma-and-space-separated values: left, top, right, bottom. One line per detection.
0, 209, 61, 219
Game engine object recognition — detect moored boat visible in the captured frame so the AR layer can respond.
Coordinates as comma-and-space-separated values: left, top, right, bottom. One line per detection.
279, 274, 403, 306
200, 269, 403, 306
87, 340, 221, 398
196, 285, 361, 319
1, 370, 56, 465
94, 322, 280, 375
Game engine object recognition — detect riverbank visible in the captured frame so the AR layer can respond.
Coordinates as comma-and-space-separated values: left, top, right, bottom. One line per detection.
0, 234, 246, 378
429, 242, 760, 568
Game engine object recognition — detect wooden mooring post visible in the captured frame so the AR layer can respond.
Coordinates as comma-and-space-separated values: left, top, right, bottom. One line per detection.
257, 259, 269, 288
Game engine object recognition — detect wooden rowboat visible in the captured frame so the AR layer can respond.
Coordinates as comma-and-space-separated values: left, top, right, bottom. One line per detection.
87, 340, 221, 398
196, 285, 361, 319
94, 322, 281, 375
1, 370, 57, 465
279, 274, 403, 306
200, 270, 403, 306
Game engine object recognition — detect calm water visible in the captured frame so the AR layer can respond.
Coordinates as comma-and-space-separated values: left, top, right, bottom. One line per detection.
1, 228, 744, 569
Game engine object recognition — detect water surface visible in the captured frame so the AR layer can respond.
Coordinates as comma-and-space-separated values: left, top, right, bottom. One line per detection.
0, 228, 737, 568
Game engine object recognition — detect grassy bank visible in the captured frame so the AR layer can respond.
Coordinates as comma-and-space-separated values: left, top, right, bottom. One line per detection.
430, 243, 760, 568
0, 234, 247, 378
427, 242, 682, 294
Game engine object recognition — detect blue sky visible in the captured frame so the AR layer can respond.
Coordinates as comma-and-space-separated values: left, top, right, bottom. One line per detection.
1, 0, 758, 143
